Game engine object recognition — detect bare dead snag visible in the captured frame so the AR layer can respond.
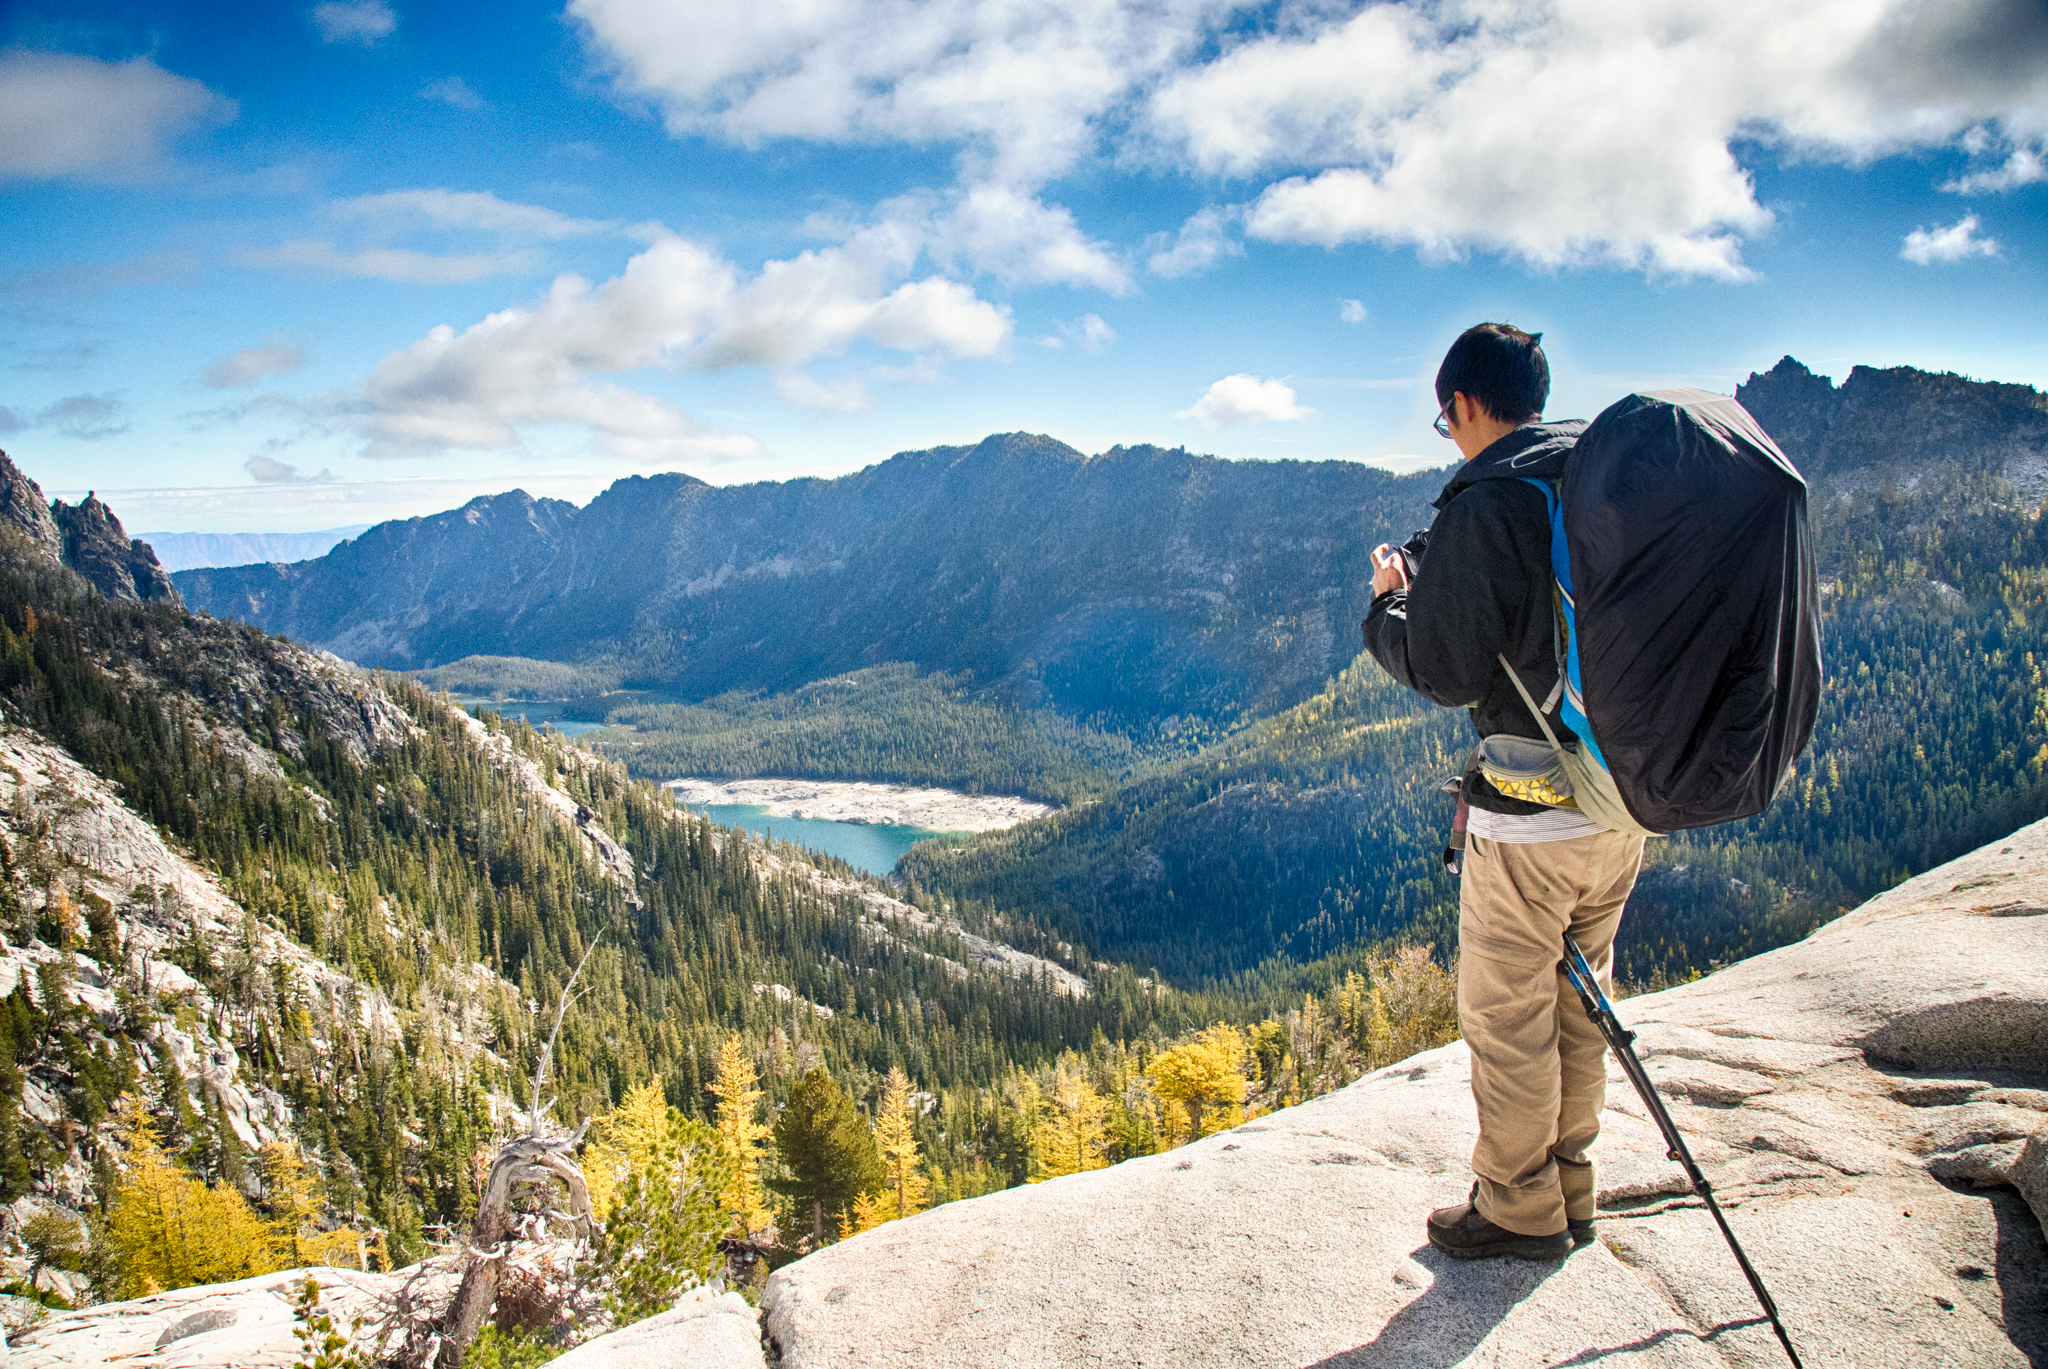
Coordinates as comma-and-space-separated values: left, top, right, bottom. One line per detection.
433, 929, 604, 1369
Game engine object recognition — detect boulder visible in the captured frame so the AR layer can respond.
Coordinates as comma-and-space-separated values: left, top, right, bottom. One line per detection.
548, 1286, 764, 1369
5, 1266, 394, 1367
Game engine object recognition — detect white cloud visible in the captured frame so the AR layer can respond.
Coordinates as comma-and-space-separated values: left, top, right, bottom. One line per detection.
569, 0, 1230, 187
311, 0, 397, 44
1177, 374, 1312, 427
1900, 214, 2000, 265
574, 0, 2048, 282
1146, 206, 1242, 279
332, 188, 614, 238
1150, 0, 2048, 278
420, 76, 487, 111
1944, 143, 2047, 193
203, 333, 307, 388
239, 241, 544, 284
0, 50, 235, 184
356, 227, 1010, 459
1339, 299, 1367, 324
930, 185, 1129, 291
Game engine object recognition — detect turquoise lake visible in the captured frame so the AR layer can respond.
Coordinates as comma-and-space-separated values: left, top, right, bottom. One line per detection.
456, 698, 950, 875
684, 804, 956, 877
458, 698, 607, 737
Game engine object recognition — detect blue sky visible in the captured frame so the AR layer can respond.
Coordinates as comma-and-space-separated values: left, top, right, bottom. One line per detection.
3, 0, 2045, 532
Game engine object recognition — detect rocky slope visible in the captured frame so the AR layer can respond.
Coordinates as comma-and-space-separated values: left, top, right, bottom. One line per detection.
173, 434, 1434, 726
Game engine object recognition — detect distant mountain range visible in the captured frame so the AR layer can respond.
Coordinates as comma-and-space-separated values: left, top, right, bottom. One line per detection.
175, 435, 1439, 728
137, 525, 369, 571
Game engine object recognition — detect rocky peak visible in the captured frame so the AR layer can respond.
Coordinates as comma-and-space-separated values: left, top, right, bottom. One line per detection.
0, 452, 62, 562
48, 491, 181, 607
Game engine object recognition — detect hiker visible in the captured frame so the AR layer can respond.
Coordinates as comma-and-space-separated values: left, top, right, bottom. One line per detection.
1362, 323, 1639, 1262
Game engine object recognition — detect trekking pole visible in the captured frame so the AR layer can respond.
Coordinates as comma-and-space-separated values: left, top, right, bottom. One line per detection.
1561, 934, 1805, 1369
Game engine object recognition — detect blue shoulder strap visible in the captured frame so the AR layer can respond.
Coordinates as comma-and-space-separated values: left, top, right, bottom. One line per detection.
1520, 477, 1611, 772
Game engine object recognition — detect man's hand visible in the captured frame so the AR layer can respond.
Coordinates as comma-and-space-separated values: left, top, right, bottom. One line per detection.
1372, 543, 1410, 596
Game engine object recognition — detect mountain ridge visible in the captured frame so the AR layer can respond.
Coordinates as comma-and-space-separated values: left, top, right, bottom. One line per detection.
173, 434, 1434, 727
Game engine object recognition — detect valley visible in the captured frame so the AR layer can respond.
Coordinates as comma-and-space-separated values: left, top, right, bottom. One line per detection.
0, 352, 2045, 1361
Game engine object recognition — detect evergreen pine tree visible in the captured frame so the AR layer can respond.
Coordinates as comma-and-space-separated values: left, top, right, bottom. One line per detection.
769, 1068, 883, 1244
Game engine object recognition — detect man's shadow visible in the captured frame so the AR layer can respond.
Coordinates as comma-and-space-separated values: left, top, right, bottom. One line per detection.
1308, 1245, 1561, 1369
1309, 1245, 1763, 1368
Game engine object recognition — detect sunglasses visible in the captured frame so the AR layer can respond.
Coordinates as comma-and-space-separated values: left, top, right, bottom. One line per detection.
1433, 402, 1454, 439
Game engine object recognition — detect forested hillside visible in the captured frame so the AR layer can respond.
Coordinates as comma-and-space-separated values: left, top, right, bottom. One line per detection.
0, 461, 1453, 1348
903, 360, 2048, 990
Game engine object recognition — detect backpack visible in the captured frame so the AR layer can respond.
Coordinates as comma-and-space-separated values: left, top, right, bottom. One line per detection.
1503, 388, 1822, 835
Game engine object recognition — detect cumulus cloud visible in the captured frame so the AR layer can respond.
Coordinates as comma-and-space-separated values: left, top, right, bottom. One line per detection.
0, 50, 235, 184
420, 76, 487, 111
239, 241, 543, 284
1339, 299, 1367, 324
202, 333, 307, 388
1944, 138, 2047, 193
574, 0, 2048, 281
356, 225, 1009, 459
1154, 0, 2048, 277
1901, 214, 2000, 265
332, 188, 613, 238
311, 0, 397, 44
1146, 206, 1242, 279
1177, 374, 1311, 427
569, 0, 1226, 187
929, 185, 1129, 291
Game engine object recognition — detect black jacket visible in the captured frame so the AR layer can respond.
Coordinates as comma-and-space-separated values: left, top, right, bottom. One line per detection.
1364, 421, 1585, 814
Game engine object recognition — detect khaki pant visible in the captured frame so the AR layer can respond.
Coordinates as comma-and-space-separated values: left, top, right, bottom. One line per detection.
1458, 830, 1645, 1236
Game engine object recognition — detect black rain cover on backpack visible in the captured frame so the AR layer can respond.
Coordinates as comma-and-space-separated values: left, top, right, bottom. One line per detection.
1562, 388, 1822, 831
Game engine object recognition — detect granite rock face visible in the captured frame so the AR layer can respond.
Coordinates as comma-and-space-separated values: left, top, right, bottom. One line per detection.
0, 453, 180, 606
6, 1266, 394, 1367
745, 815, 2048, 1368
0, 452, 62, 561
50, 492, 181, 606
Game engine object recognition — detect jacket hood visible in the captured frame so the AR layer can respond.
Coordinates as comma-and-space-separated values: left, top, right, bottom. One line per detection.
1432, 420, 1586, 511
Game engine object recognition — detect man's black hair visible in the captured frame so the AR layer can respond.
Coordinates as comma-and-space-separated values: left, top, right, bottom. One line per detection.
1434, 323, 1549, 424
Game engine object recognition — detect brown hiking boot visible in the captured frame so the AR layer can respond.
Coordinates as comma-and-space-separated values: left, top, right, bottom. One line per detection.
1427, 1187, 1572, 1262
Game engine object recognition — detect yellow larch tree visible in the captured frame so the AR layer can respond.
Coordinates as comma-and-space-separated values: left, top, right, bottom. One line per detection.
861, 1067, 931, 1227
581, 1080, 674, 1220
106, 1095, 281, 1293
1147, 1025, 1249, 1147
709, 1038, 773, 1236
257, 1140, 359, 1269
1032, 1062, 1110, 1181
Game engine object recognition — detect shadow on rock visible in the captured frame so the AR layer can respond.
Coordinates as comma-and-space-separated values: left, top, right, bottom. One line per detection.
1309, 1246, 1562, 1369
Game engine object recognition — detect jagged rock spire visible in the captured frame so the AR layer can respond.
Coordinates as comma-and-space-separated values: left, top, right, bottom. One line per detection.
48, 491, 182, 606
